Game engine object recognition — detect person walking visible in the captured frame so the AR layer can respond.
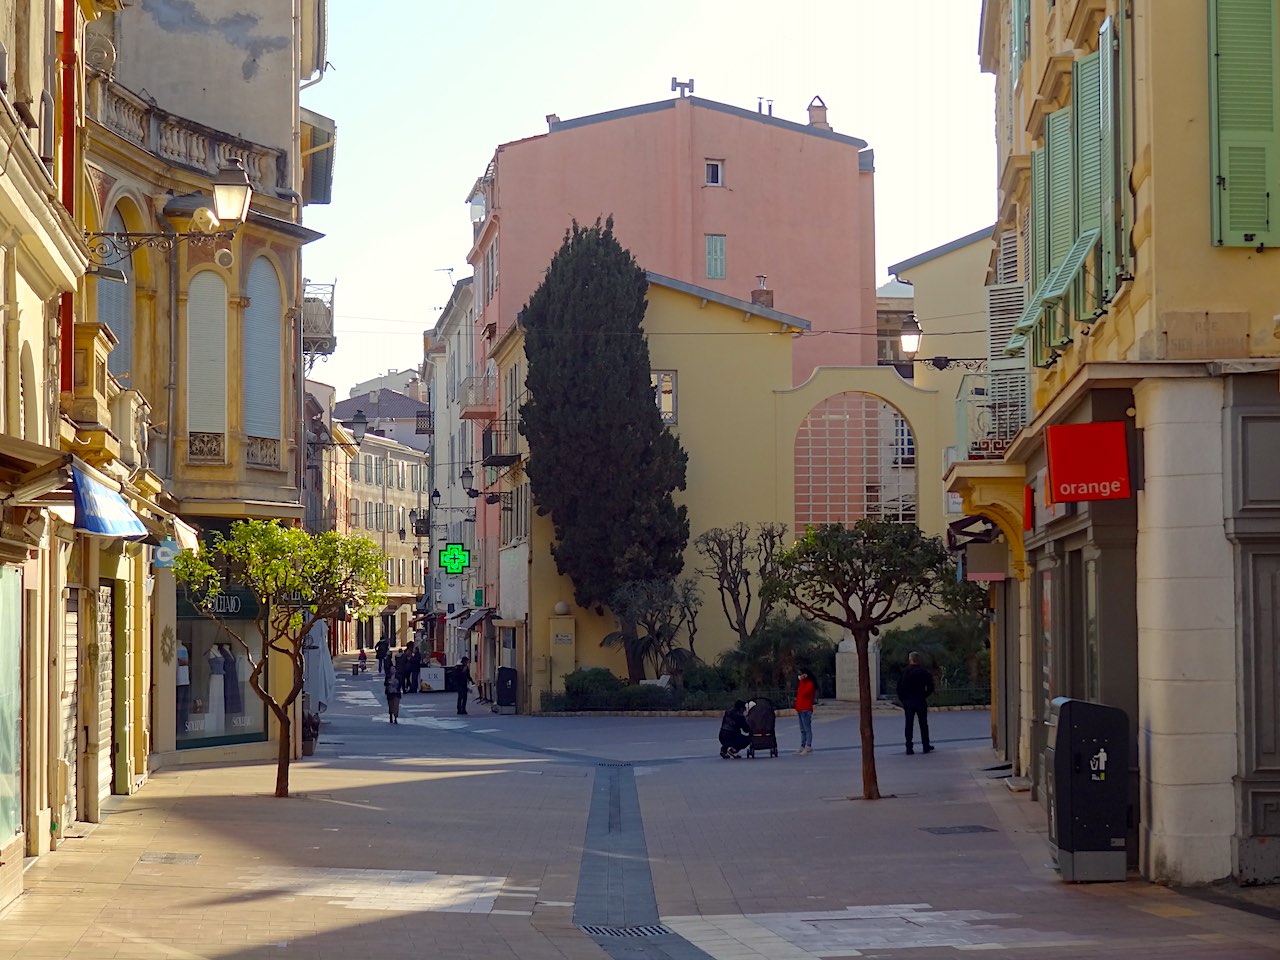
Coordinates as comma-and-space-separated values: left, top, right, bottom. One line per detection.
395, 647, 411, 695
455, 656, 473, 715
374, 637, 389, 674
718, 700, 752, 759
897, 651, 935, 755
794, 668, 817, 755
383, 663, 402, 724
408, 642, 422, 694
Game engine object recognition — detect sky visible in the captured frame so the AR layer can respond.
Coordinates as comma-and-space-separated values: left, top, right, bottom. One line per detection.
299, 0, 996, 398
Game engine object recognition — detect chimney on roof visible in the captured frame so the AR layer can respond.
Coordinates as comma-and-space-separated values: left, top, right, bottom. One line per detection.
751, 275, 774, 310
807, 95, 831, 131
546, 113, 559, 130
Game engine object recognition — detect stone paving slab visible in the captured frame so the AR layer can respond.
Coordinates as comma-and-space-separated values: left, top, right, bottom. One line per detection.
1, 662, 1279, 958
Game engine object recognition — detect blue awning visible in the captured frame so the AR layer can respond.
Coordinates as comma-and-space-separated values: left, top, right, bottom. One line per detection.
72, 465, 147, 539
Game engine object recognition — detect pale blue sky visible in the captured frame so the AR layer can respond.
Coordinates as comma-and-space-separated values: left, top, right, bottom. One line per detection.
300, 0, 995, 396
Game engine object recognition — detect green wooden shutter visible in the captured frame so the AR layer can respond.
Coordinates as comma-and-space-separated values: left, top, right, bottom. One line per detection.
1209, 0, 1280, 247
1099, 15, 1122, 299
1031, 148, 1048, 287
1045, 109, 1074, 267
1074, 53, 1103, 232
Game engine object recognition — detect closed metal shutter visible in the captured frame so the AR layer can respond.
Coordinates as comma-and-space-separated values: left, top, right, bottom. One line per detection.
187, 273, 227, 434
243, 258, 282, 439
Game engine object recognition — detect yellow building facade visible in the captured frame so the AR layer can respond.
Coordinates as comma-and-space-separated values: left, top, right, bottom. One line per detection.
948, 0, 1280, 884
479, 274, 967, 713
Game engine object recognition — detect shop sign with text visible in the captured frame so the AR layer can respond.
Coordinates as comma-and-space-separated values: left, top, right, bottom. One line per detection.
1045, 422, 1131, 503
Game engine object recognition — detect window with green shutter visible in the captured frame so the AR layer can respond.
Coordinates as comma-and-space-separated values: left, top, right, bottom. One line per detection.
1209, 0, 1280, 247
705, 234, 726, 279
1045, 109, 1074, 268
1099, 15, 1126, 298
1031, 148, 1048, 287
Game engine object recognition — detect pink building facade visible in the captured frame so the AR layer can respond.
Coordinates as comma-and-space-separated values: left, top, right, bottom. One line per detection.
468, 94, 878, 383
456, 94, 878, 670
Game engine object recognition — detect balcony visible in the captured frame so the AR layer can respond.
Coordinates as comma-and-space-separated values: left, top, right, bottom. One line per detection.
481, 419, 520, 467
954, 371, 1030, 462
459, 375, 497, 420
87, 73, 288, 192
302, 282, 336, 356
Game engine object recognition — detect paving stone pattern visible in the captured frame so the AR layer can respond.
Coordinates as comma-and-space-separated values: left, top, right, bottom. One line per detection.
3, 662, 1280, 958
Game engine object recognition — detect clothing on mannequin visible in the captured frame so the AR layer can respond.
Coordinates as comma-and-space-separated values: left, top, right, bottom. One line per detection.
176, 644, 191, 732
220, 644, 243, 714
205, 646, 226, 734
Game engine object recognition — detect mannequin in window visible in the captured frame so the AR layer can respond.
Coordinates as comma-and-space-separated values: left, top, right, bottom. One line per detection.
220, 643, 243, 715
205, 645, 226, 734
176, 643, 191, 731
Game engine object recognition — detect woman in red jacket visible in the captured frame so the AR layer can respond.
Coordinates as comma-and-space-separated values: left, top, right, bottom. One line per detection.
794, 668, 817, 754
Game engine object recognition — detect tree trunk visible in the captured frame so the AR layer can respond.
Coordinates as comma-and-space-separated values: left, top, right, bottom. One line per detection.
854, 630, 881, 800
274, 711, 291, 798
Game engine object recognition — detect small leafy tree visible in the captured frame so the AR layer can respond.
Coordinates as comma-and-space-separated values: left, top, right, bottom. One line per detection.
715, 612, 834, 691
761, 521, 949, 800
520, 217, 690, 611
695, 522, 788, 644
602, 577, 702, 681
174, 520, 387, 798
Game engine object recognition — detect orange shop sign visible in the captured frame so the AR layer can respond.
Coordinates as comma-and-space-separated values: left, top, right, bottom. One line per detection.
1045, 421, 1131, 503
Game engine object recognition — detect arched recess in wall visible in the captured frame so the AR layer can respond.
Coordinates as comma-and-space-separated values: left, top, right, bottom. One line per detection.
19, 342, 37, 442
96, 209, 135, 382
242, 257, 283, 450
186, 271, 228, 461
794, 391, 918, 527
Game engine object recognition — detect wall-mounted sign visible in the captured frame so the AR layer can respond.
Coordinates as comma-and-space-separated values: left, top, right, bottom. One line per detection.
154, 537, 179, 568
1045, 422, 1131, 503
438, 543, 471, 575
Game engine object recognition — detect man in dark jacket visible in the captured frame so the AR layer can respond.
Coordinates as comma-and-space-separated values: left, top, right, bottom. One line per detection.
456, 656, 473, 715
374, 637, 390, 674
718, 700, 752, 759
897, 652, 935, 755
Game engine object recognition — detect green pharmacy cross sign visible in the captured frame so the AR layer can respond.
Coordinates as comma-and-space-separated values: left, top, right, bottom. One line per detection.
438, 542, 471, 575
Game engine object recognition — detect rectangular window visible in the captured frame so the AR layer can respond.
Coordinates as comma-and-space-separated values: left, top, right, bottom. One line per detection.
349, 456, 360, 480
364, 454, 373, 484
349, 498, 359, 527
893, 415, 916, 466
705, 160, 723, 186
375, 457, 384, 487
399, 558, 406, 585
398, 462, 406, 489
705, 235, 726, 279
651, 371, 677, 424
365, 502, 374, 528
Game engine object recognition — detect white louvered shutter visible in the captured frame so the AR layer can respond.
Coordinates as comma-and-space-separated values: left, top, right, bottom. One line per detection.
187, 272, 227, 433
98, 210, 134, 381
243, 258, 282, 439
987, 283, 1030, 442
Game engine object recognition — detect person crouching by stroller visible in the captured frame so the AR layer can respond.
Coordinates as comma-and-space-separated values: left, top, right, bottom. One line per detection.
719, 700, 751, 759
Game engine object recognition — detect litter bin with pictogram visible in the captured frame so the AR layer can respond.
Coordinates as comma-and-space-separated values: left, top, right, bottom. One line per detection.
1046, 697, 1129, 881
496, 667, 517, 715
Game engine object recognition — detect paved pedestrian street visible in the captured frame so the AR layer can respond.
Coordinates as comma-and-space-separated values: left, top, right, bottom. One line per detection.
4, 664, 1280, 959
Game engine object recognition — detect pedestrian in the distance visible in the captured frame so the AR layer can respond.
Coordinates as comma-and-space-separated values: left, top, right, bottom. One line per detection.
408, 642, 422, 694
375, 637, 389, 674
718, 700, 752, 759
383, 663, 402, 725
456, 656, 473, 715
395, 647, 410, 695
794, 667, 817, 755
897, 651, 935, 755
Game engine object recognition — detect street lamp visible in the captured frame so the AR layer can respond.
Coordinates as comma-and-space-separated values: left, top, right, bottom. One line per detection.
460, 465, 480, 498
898, 315, 986, 372
84, 159, 254, 265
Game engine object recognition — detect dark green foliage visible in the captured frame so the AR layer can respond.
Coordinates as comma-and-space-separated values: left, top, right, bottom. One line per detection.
601, 577, 701, 681
879, 614, 990, 694
680, 662, 735, 695
616, 684, 678, 711
519, 218, 690, 609
715, 612, 835, 691
562, 667, 623, 702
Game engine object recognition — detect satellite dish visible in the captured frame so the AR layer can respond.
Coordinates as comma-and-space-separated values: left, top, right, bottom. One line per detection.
469, 195, 486, 223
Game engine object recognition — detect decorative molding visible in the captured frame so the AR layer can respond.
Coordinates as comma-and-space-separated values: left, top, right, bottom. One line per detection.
246, 436, 280, 468
187, 431, 225, 463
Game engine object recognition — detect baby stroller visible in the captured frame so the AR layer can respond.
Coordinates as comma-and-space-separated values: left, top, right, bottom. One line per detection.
745, 698, 779, 758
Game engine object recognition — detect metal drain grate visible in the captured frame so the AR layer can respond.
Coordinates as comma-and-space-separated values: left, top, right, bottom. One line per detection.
595, 762, 633, 767
920, 824, 997, 836
139, 851, 201, 864
580, 924, 671, 938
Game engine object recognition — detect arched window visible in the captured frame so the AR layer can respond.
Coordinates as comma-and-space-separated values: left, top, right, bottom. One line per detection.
97, 209, 134, 381
243, 258, 282, 442
187, 272, 227, 460
795, 392, 918, 527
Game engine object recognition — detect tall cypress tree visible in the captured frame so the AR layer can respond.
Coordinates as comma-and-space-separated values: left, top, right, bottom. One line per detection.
520, 217, 689, 610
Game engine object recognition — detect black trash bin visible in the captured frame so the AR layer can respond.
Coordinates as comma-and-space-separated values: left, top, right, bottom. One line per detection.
497, 667, 517, 715
1046, 697, 1129, 881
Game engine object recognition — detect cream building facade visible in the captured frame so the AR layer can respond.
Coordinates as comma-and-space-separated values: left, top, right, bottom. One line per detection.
946, 0, 1280, 885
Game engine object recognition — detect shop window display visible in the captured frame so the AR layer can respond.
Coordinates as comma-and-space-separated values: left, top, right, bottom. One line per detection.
176, 618, 266, 747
